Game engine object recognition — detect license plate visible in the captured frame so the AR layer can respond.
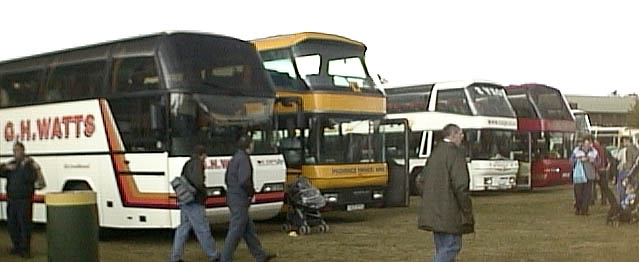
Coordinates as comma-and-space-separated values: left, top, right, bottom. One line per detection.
561, 172, 571, 178
347, 204, 365, 211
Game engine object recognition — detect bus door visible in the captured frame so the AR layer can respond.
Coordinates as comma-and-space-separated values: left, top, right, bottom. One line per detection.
380, 118, 410, 207
120, 152, 171, 226
513, 132, 532, 190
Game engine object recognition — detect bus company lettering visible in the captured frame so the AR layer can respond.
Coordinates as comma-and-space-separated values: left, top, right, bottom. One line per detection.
331, 166, 386, 175
3, 114, 96, 142
207, 159, 230, 170
487, 119, 516, 127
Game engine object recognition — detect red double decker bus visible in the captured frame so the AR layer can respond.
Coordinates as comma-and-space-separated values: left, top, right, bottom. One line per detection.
506, 84, 576, 189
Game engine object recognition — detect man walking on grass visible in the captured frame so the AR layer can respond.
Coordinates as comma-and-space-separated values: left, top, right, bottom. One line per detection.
418, 124, 474, 262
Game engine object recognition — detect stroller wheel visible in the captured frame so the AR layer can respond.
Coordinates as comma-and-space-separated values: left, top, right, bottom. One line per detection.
318, 224, 329, 233
299, 225, 311, 235
281, 223, 291, 233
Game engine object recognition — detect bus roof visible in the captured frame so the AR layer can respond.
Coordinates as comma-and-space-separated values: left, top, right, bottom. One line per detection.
252, 32, 366, 51
0, 31, 246, 66
385, 80, 500, 94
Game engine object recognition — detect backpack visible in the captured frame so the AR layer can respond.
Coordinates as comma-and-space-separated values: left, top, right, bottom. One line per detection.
170, 176, 196, 204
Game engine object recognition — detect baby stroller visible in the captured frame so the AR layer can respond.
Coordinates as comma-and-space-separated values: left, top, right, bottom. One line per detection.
281, 177, 329, 235
607, 156, 639, 226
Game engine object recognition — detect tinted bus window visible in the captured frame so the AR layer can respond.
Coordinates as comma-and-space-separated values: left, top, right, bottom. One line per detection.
46, 61, 106, 101
109, 95, 167, 152
507, 93, 537, 118
260, 49, 304, 90
0, 70, 42, 107
110, 57, 160, 93
163, 35, 272, 96
530, 88, 572, 120
435, 88, 471, 115
387, 93, 430, 113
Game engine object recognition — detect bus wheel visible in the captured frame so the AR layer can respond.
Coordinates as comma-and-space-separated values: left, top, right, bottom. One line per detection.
409, 168, 424, 196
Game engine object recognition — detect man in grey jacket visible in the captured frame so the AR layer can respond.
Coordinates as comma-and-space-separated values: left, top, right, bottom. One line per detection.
221, 135, 275, 262
418, 124, 474, 262
171, 145, 219, 262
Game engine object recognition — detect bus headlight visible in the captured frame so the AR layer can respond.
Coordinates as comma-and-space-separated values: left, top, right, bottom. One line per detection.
261, 183, 285, 193
484, 177, 493, 185
206, 187, 225, 197
372, 190, 384, 200
509, 177, 516, 185
324, 193, 339, 203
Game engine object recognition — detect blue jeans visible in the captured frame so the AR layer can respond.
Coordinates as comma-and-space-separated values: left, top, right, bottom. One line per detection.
221, 202, 266, 262
433, 232, 461, 262
171, 202, 219, 262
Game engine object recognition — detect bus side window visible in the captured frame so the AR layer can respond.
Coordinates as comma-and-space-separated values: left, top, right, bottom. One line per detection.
0, 70, 42, 106
109, 95, 166, 152
435, 89, 472, 115
45, 61, 106, 102
111, 57, 160, 93
0, 85, 9, 107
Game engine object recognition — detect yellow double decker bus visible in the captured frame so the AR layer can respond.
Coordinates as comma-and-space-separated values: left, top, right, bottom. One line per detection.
252, 33, 409, 211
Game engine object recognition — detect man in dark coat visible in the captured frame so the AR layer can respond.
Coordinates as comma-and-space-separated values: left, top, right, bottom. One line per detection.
418, 124, 474, 262
0, 142, 38, 258
170, 144, 220, 262
221, 135, 275, 262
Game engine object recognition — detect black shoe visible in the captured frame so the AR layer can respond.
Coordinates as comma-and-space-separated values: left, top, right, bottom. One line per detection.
9, 248, 20, 255
265, 253, 277, 261
256, 253, 277, 262
20, 251, 31, 259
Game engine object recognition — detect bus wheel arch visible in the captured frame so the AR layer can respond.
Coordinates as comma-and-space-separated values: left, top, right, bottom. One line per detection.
62, 180, 93, 191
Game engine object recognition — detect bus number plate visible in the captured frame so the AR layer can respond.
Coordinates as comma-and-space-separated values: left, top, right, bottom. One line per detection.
347, 204, 365, 211
561, 172, 571, 178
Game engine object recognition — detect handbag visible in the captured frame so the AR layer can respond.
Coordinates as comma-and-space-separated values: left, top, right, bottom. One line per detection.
573, 160, 587, 184
170, 176, 196, 204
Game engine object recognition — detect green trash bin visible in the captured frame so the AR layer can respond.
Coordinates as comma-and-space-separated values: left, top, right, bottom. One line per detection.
45, 191, 99, 262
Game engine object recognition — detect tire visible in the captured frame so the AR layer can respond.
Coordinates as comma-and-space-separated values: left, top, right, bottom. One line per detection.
409, 168, 423, 196
318, 224, 329, 233
299, 225, 311, 235
281, 223, 291, 233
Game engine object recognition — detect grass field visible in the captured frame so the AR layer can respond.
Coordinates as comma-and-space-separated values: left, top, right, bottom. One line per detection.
2, 185, 639, 262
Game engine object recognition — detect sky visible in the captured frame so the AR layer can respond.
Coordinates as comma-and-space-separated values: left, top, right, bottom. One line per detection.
1, 1, 637, 96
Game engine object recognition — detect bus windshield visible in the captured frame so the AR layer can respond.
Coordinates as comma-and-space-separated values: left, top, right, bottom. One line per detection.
532, 131, 573, 159
260, 41, 375, 91
304, 116, 384, 164
465, 129, 515, 160
163, 34, 272, 97
467, 84, 516, 118
529, 88, 573, 120
170, 93, 276, 156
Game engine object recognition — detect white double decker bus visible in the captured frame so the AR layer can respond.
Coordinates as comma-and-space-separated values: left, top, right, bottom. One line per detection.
386, 81, 519, 192
0, 32, 286, 228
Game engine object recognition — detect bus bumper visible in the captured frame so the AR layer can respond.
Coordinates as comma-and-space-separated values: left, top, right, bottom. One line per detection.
205, 201, 284, 222
320, 186, 386, 211
473, 176, 516, 191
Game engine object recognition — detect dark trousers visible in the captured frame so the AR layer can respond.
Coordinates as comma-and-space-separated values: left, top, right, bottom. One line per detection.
7, 199, 33, 253
221, 201, 266, 262
574, 181, 593, 213
595, 172, 616, 206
